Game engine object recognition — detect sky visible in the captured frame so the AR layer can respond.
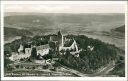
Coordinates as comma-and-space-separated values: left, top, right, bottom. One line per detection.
4, 1, 126, 13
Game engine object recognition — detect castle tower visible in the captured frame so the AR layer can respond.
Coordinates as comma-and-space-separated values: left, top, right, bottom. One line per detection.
57, 31, 63, 47
62, 35, 64, 47
57, 30, 62, 37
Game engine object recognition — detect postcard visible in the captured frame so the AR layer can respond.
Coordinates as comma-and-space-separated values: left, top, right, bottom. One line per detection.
0, 1, 128, 81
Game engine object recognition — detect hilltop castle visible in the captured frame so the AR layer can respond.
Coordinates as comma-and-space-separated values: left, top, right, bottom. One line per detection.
9, 31, 80, 61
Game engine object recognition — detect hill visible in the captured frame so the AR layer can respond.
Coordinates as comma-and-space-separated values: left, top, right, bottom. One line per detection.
110, 25, 125, 39
4, 15, 54, 29
113, 25, 125, 33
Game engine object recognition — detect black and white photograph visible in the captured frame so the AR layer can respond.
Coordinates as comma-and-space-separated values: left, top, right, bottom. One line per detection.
0, 1, 127, 81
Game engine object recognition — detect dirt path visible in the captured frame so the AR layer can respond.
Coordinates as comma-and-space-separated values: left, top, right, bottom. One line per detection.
59, 61, 115, 77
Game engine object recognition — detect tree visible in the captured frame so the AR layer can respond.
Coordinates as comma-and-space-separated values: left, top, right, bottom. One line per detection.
4, 57, 13, 71
31, 47, 37, 59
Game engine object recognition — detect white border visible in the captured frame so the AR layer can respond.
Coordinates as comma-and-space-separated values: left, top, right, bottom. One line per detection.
1, 1, 128, 81
1, 1, 127, 4
1, 1, 4, 80
125, 1, 128, 80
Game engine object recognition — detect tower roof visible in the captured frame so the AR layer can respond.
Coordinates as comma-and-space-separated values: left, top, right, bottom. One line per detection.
57, 30, 62, 36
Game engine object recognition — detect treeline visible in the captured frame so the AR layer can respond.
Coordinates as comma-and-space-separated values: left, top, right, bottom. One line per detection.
4, 27, 33, 38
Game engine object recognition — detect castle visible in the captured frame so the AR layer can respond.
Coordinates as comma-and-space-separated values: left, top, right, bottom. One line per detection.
9, 31, 80, 61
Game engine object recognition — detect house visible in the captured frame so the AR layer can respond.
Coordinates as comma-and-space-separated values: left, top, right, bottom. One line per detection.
18, 44, 24, 53
59, 40, 79, 52
36, 44, 50, 56
87, 46, 94, 51
25, 48, 32, 55
37, 49, 49, 56
9, 52, 31, 61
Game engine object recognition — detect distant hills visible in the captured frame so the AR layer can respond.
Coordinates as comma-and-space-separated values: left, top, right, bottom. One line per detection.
4, 13, 125, 32
4, 15, 54, 28
4, 27, 33, 38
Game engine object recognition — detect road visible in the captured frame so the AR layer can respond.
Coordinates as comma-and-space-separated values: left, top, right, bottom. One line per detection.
89, 61, 115, 76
